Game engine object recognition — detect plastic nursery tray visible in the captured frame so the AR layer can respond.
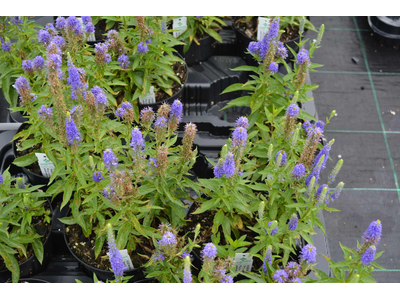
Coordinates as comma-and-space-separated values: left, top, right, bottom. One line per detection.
182, 55, 248, 109
213, 29, 237, 56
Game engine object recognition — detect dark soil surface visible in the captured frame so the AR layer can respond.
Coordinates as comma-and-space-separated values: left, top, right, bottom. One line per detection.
234, 17, 300, 42
65, 223, 154, 271
0, 201, 51, 271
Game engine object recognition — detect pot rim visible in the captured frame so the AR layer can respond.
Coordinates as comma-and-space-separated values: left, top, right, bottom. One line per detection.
62, 211, 145, 277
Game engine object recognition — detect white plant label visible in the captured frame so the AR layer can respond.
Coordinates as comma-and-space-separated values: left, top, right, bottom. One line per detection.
234, 253, 253, 272
139, 86, 156, 105
118, 249, 135, 271
257, 17, 271, 41
172, 17, 187, 38
77, 17, 96, 42
34, 153, 55, 178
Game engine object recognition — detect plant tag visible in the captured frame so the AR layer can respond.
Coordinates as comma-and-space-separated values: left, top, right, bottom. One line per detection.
78, 17, 96, 42
234, 253, 253, 272
119, 249, 135, 271
34, 153, 55, 178
172, 17, 187, 38
139, 86, 156, 105
257, 17, 271, 41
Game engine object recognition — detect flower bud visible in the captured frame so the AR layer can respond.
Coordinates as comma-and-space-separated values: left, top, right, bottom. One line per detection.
328, 159, 343, 184
268, 144, 273, 161
316, 24, 325, 47
308, 176, 316, 196
317, 186, 328, 206
89, 155, 95, 170
258, 201, 265, 219
195, 223, 201, 237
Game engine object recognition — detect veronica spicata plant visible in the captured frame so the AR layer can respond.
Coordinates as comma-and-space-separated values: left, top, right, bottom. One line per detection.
174, 16, 226, 54
0, 169, 51, 283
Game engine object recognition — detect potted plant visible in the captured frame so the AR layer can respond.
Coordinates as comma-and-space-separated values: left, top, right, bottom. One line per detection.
0, 169, 52, 283
171, 16, 226, 66
232, 16, 316, 66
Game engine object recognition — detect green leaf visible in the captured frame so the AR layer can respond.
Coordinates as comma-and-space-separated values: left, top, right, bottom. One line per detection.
95, 234, 106, 259
32, 238, 44, 264
221, 83, 255, 95
12, 152, 38, 167
230, 65, 259, 73
242, 272, 265, 283
203, 28, 222, 43
58, 216, 77, 225
192, 200, 219, 215
249, 183, 266, 191
116, 222, 132, 250
0, 246, 20, 282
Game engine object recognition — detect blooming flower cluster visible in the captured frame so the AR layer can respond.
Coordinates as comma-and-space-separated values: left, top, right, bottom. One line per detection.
107, 224, 126, 281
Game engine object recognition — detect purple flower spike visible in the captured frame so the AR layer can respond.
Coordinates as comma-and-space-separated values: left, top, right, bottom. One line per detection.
288, 214, 298, 231
103, 149, 118, 171
137, 41, 149, 53
158, 231, 177, 247
300, 244, 317, 264
361, 246, 376, 265
362, 220, 382, 246
272, 269, 288, 283
66, 114, 81, 146
92, 171, 104, 182
269, 62, 279, 74
107, 224, 126, 280
170, 99, 183, 122
202, 243, 217, 260
223, 152, 235, 178
117, 54, 129, 69
292, 163, 306, 179
286, 104, 300, 118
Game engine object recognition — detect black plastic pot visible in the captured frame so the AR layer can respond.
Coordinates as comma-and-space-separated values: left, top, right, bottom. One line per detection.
232, 17, 305, 67
17, 278, 50, 283
12, 123, 50, 187
368, 16, 400, 47
0, 199, 54, 283
63, 220, 146, 283
9, 110, 27, 123
175, 35, 216, 66
137, 54, 187, 112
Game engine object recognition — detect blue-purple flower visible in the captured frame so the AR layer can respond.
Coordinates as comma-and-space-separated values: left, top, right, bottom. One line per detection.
315, 120, 325, 131
22, 60, 34, 74
272, 269, 288, 283
38, 105, 53, 119
1, 40, 11, 51
158, 231, 177, 247
232, 126, 248, 149
262, 246, 273, 274
66, 16, 82, 34
361, 245, 376, 265
92, 171, 104, 182
221, 275, 233, 283
362, 220, 382, 246
155, 116, 167, 129
292, 163, 306, 179
302, 120, 312, 130
0, 173, 3, 185
223, 152, 235, 178
286, 104, 300, 118
275, 41, 288, 59
285, 261, 300, 278
67, 60, 87, 100
276, 150, 287, 166
183, 256, 192, 283
103, 149, 118, 171
170, 99, 183, 122
38, 29, 51, 44
288, 214, 298, 231
66, 114, 81, 146
107, 224, 126, 280
299, 244, 317, 264
117, 54, 129, 69
33, 56, 44, 70
269, 62, 278, 74
297, 49, 310, 64
268, 221, 278, 236
235, 116, 249, 128
202, 243, 217, 260
103, 186, 116, 199
91, 86, 108, 107
95, 43, 111, 64
137, 41, 149, 53
213, 160, 224, 179
130, 127, 145, 154
55, 17, 66, 30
